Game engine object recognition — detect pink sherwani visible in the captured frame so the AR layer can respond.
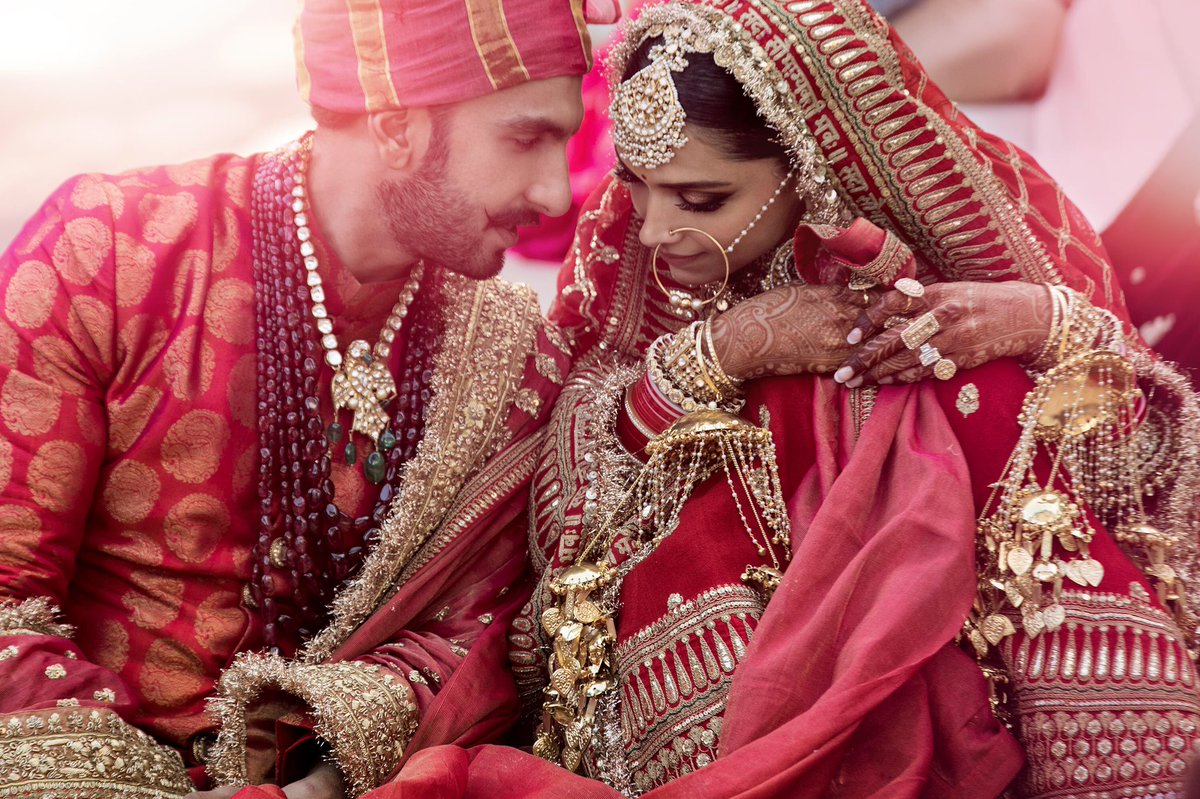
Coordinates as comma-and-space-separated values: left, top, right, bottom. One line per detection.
0, 152, 568, 796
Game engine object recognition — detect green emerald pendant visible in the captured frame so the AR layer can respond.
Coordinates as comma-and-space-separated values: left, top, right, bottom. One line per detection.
364, 451, 386, 484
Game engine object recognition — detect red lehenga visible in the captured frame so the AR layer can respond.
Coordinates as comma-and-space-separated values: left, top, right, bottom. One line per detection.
382, 1, 1200, 797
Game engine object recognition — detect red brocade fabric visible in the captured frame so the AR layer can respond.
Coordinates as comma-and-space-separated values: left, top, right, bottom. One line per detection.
0, 153, 568, 794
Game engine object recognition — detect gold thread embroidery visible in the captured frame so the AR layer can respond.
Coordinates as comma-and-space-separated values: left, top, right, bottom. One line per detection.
0, 708, 191, 798
208, 655, 417, 796
535, 353, 564, 385
0, 598, 74, 638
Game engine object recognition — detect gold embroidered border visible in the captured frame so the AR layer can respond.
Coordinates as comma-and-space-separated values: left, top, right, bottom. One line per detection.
613, 585, 764, 791
303, 276, 541, 662
998, 591, 1200, 799
207, 654, 417, 796
0, 597, 74, 639
0, 707, 191, 798
1126, 347, 1200, 645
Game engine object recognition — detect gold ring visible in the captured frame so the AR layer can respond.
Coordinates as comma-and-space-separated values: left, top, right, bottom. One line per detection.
934, 358, 958, 380
900, 312, 940, 350
894, 277, 925, 298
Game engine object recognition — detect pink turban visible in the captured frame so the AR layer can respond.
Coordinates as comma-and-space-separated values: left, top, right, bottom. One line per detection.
295, 0, 621, 113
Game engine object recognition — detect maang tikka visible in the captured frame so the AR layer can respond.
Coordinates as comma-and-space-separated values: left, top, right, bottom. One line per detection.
611, 25, 696, 169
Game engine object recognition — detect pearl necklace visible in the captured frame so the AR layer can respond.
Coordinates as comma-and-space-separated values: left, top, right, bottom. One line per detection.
290, 139, 424, 475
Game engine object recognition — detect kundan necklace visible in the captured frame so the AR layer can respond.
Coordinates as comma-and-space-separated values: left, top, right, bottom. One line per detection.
249, 134, 441, 651
289, 140, 424, 484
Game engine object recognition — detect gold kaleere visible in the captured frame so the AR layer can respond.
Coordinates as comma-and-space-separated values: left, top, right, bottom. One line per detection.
536, 408, 790, 773
966, 340, 1156, 660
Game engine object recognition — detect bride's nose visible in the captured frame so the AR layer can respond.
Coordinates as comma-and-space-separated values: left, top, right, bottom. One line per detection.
638, 198, 680, 250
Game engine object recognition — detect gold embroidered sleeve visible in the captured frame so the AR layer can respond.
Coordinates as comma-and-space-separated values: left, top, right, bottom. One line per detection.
208, 653, 418, 796
0, 707, 192, 798
0, 597, 74, 638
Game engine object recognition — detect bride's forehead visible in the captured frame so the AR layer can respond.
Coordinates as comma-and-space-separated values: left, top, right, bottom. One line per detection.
617, 133, 774, 180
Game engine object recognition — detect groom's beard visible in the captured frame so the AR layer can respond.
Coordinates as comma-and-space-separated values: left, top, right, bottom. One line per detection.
377, 132, 534, 280
376, 142, 498, 279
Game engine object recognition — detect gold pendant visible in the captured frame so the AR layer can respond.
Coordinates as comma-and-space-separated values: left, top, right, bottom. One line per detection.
330, 340, 397, 442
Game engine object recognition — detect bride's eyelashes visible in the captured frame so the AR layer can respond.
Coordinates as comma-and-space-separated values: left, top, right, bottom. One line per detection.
676, 194, 728, 213
613, 165, 729, 214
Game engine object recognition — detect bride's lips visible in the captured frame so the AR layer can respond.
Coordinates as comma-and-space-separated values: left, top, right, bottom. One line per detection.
660, 251, 703, 268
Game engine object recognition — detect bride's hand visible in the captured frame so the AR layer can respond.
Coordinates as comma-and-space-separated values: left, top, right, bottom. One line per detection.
708, 284, 871, 379
832, 281, 1053, 387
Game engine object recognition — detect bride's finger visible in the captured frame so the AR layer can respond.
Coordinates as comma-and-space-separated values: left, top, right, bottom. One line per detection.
847, 288, 932, 345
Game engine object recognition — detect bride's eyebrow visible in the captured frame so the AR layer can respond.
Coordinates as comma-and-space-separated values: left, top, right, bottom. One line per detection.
614, 154, 733, 191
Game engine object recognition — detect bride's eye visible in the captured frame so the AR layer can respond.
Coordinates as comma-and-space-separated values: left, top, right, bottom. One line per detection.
676, 194, 727, 213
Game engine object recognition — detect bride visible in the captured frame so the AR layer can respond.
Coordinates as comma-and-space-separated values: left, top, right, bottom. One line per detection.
388, 1, 1200, 797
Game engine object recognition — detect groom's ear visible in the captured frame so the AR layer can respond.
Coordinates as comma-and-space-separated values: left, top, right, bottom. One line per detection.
367, 107, 434, 173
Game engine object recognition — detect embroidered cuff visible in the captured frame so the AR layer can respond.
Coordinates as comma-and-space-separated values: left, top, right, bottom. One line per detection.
0, 597, 74, 638
208, 653, 418, 796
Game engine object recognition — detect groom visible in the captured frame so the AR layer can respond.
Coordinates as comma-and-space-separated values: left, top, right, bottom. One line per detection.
0, 0, 617, 797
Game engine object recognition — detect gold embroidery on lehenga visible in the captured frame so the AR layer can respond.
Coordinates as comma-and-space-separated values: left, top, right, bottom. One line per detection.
998, 592, 1200, 798
611, 584, 765, 792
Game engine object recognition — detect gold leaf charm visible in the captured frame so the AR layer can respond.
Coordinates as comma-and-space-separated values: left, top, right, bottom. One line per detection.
1022, 608, 1046, 638
981, 614, 1016, 646
1064, 560, 1087, 587
1007, 547, 1033, 576
541, 607, 564, 636
1003, 581, 1025, 608
1032, 561, 1059, 582
551, 668, 578, 700
1066, 558, 1105, 588
532, 731, 560, 762
562, 746, 583, 773
968, 627, 989, 658
573, 600, 602, 624
1043, 603, 1066, 632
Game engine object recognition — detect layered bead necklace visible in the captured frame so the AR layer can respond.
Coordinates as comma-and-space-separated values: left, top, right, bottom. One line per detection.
290, 139, 425, 484
249, 134, 441, 651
